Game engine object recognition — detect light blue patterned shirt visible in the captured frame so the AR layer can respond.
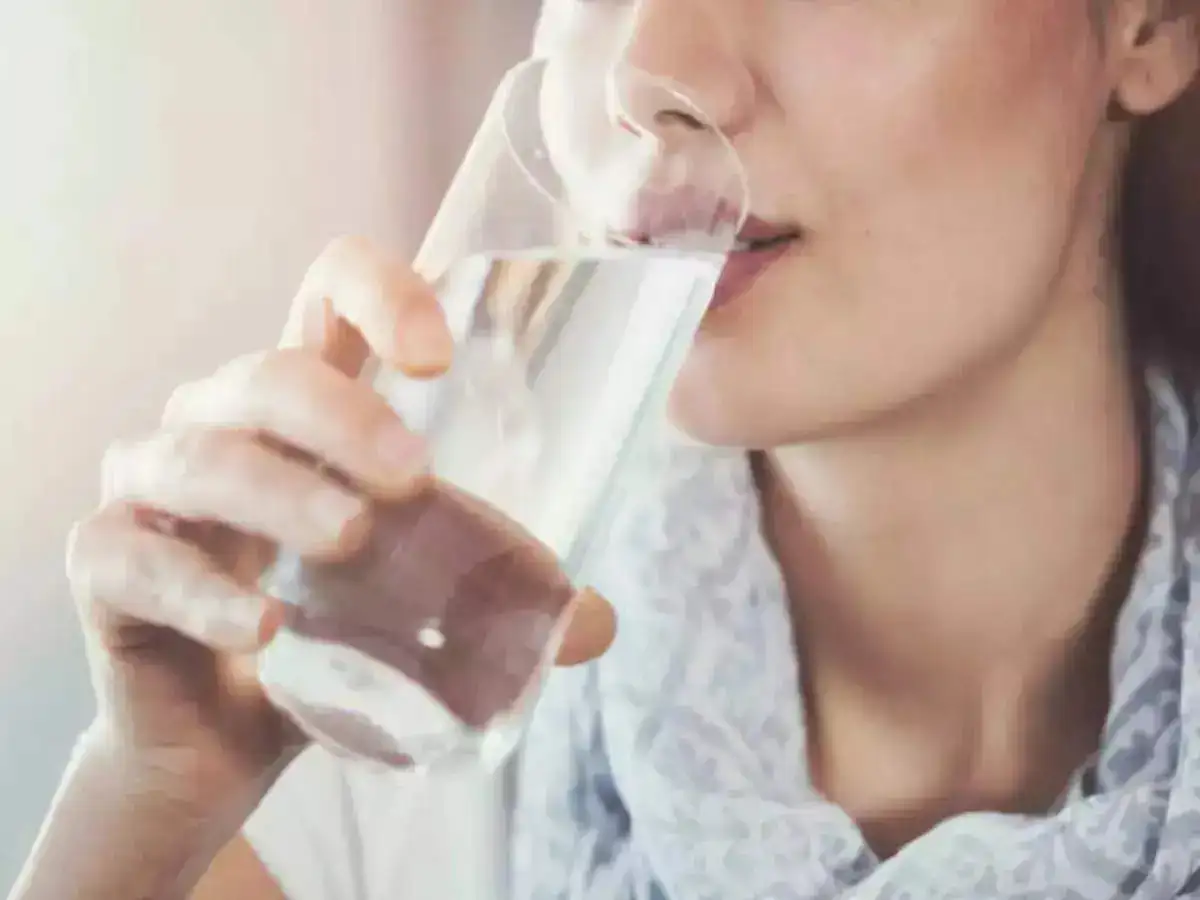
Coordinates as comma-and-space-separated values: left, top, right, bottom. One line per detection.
511, 369, 1200, 900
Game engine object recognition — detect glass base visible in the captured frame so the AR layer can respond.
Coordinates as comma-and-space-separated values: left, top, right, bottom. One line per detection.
260, 625, 529, 773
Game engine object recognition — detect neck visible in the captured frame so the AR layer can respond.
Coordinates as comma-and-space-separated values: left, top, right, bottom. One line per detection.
761, 243, 1145, 801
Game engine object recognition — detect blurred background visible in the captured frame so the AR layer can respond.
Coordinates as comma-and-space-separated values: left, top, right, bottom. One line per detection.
0, 1, 540, 889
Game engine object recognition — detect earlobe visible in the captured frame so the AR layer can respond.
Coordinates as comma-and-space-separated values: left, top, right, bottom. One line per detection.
1111, 5, 1200, 115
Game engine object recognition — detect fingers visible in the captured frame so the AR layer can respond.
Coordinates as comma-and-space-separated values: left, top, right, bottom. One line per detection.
70, 501, 619, 663
102, 429, 373, 560
280, 235, 454, 378
161, 349, 427, 498
161, 234, 452, 509
67, 504, 285, 654
554, 587, 617, 666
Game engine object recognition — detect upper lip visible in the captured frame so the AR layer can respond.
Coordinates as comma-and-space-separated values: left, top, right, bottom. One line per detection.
609, 185, 745, 245
735, 216, 802, 252
605, 189, 802, 253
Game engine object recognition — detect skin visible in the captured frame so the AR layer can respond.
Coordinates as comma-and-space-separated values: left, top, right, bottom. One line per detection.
540, 0, 1199, 853
9, 0, 1199, 898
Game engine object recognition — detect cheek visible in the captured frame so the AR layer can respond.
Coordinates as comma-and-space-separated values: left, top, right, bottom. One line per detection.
764, 1, 1103, 214
673, 3, 1112, 444
765, 0, 1106, 361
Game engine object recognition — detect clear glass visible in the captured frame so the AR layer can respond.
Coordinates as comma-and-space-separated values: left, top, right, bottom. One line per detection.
257, 56, 748, 774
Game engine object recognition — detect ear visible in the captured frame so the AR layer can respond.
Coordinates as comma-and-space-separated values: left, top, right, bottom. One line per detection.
1110, 0, 1200, 115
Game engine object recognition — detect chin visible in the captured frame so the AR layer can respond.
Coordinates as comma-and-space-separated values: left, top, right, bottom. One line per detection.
664, 310, 827, 449
666, 346, 919, 450
665, 380, 794, 450
667, 386, 901, 451
668, 276, 1030, 450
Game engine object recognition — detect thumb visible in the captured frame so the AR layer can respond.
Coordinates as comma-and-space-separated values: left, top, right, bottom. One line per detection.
554, 587, 617, 667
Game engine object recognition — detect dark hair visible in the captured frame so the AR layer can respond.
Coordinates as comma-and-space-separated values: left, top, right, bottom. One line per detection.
1120, 76, 1200, 384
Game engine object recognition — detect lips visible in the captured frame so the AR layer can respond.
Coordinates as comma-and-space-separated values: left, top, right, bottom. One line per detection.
605, 194, 800, 311
734, 215, 802, 252
709, 215, 802, 311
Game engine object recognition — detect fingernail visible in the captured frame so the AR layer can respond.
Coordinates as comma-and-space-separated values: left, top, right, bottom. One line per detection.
398, 310, 453, 376
310, 487, 366, 533
377, 420, 427, 471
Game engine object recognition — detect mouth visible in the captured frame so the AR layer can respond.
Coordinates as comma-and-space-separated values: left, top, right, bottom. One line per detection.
708, 216, 802, 311
732, 216, 803, 253
601, 198, 801, 311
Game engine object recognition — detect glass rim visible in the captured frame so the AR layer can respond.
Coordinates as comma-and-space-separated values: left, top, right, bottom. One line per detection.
496, 55, 751, 251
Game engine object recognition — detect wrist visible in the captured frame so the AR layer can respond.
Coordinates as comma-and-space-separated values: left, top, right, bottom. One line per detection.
10, 725, 250, 900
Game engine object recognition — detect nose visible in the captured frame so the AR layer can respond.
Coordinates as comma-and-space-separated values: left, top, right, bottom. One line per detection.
610, 0, 753, 144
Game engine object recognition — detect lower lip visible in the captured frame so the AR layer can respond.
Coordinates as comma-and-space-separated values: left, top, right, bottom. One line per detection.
707, 239, 796, 313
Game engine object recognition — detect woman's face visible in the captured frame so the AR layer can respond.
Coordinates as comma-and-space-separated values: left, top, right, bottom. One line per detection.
535, 1, 1155, 448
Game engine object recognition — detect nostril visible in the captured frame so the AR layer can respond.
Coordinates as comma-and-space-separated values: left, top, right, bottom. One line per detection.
656, 107, 706, 132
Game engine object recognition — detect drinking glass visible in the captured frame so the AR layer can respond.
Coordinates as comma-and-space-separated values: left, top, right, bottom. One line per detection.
257, 55, 748, 774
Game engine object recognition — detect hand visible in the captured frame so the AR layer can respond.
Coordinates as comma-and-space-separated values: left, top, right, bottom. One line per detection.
65, 235, 616, 829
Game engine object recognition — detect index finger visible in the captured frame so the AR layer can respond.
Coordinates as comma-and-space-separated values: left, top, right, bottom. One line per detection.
279, 235, 454, 379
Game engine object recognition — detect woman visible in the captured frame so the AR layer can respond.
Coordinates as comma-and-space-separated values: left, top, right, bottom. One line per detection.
11, 1, 1200, 898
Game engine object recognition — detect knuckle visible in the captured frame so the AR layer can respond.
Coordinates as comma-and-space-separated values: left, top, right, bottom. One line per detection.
164, 351, 279, 430
65, 507, 151, 611
215, 349, 274, 393
224, 348, 314, 410
104, 429, 227, 505
157, 427, 232, 483
109, 526, 181, 614
227, 352, 277, 406
186, 350, 319, 439
205, 430, 248, 474
236, 347, 370, 441
165, 428, 294, 507
160, 378, 205, 427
